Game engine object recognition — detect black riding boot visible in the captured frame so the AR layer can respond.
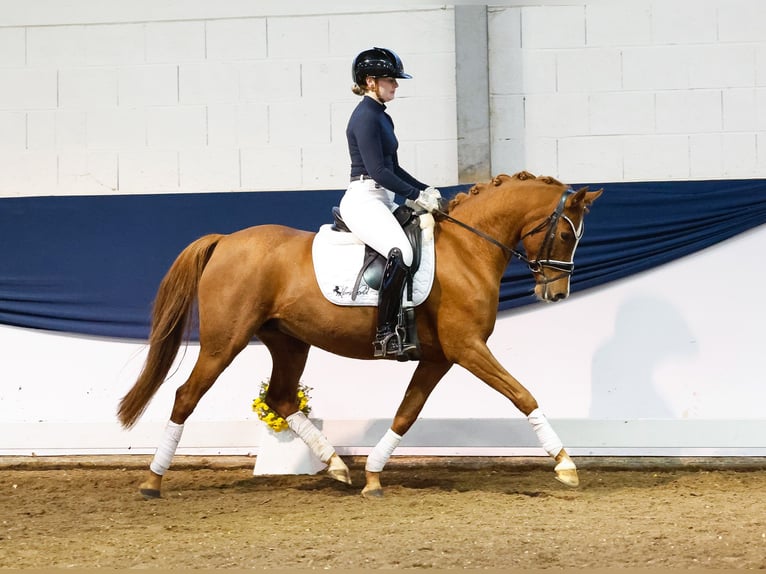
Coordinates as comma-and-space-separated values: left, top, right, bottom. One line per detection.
373, 248, 419, 360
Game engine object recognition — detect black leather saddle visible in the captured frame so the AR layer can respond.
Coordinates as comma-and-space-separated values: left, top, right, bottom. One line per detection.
331, 204, 423, 301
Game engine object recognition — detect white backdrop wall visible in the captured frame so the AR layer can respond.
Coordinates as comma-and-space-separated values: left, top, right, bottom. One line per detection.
1, 1, 765, 456
2, 225, 765, 456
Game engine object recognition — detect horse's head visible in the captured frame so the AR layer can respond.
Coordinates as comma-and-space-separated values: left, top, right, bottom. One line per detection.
519, 181, 602, 302
443, 171, 602, 303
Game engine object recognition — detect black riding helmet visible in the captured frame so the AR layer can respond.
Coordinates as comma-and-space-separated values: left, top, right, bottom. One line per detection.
352, 47, 412, 86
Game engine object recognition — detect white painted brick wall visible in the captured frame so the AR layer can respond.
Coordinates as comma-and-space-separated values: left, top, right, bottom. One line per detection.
656, 91, 722, 134
59, 68, 119, 108
2, 1, 766, 196
0, 4, 457, 196
488, 0, 766, 183
652, 0, 718, 44
119, 149, 178, 192
589, 93, 655, 136
522, 6, 585, 49
118, 65, 178, 106
0, 112, 26, 149
85, 24, 145, 66
0, 28, 25, 66
26, 110, 56, 149
87, 108, 146, 149
718, 1, 766, 43
586, 2, 652, 47
205, 19, 267, 61
27, 26, 87, 66
557, 49, 622, 93
59, 150, 118, 194
758, 134, 766, 172
0, 68, 57, 109
146, 106, 207, 148
179, 63, 240, 105
623, 135, 690, 180
146, 21, 206, 64
179, 148, 240, 191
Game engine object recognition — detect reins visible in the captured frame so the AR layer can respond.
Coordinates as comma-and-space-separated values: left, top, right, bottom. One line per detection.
434, 187, 581, 283
435, 209, 529, 262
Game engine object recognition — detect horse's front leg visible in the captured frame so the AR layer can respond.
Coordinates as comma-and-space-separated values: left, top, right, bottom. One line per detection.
362, 360, 452, 498
454, 340, 579, 487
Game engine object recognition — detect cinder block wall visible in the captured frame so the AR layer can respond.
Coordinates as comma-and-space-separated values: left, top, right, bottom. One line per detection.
2, 1, 765, 197
0, 3, 457, 196
488, 0, 766, 183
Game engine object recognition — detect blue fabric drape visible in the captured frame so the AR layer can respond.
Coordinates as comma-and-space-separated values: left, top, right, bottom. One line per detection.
2, 179, 765, 339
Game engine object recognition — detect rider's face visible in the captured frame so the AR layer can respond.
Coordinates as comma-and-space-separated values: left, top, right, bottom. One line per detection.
368, 77, 398, 103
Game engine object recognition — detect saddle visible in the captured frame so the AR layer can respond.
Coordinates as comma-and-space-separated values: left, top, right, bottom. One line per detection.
330, 204, 423, 302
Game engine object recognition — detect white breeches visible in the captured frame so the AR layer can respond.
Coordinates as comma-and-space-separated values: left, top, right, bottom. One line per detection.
339, 179, 414, 267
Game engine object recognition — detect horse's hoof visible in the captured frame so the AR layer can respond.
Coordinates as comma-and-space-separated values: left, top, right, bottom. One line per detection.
139, 488, 162, 499
326, 454, 352, 485
554, 468, 580, 487
554, 456, 579, 487
327, 467, 352, 485
361, 487, 384, 499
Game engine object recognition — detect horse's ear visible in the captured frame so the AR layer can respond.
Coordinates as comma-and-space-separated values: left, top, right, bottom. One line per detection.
568, 187, 604, 212
587, 188, 604, 205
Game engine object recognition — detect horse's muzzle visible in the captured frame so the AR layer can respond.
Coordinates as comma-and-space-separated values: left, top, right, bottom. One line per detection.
535, 280, 570, 303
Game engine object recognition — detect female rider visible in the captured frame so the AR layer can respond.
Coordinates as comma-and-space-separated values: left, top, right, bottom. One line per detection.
339, 47, 441, 360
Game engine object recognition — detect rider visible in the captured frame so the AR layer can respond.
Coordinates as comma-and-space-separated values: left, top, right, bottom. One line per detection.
340, 47, 442, 360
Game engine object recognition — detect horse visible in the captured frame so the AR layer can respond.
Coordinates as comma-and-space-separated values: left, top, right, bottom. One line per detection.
117, 170, 602, 498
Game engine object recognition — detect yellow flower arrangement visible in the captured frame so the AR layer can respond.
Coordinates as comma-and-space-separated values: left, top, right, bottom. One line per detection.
252, 380, 312, 432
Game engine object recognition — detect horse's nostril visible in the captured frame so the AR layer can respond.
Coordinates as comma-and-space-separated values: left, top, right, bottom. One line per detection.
552, 292, 567, 302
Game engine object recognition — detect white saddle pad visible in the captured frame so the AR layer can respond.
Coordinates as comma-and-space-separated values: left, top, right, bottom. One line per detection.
311, 216, 436, 307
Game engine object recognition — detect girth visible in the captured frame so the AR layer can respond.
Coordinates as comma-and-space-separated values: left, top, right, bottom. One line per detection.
331, 204, 423, 301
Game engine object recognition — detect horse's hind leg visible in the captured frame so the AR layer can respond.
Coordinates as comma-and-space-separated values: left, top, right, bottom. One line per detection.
139, 347, 244, 498
258, 330, 351, 485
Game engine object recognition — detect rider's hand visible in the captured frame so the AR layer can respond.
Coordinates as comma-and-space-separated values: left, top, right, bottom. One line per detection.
413, 187, 441, 213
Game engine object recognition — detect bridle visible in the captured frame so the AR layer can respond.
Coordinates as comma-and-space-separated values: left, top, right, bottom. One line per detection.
434, 188, 584, 285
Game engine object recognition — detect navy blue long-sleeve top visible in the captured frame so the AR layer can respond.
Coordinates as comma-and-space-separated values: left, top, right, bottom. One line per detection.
346, 95, 427, 200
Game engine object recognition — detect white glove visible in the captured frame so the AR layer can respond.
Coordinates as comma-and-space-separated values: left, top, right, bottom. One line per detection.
413, 186, 441, 213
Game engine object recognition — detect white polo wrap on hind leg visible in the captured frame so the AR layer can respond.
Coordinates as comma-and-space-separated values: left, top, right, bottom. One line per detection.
150, 421, 184, 476
527, 408, 563, 458
286, 411, 335, 463
365, 428, 402, 472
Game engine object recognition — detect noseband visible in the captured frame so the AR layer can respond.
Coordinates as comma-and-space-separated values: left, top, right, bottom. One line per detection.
436, 188, 583, 285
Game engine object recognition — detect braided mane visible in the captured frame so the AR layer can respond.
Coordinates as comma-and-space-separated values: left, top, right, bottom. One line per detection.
448, 171, 565, 211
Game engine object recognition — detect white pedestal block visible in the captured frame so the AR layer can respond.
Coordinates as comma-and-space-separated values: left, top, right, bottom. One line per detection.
253, 424, 326, 476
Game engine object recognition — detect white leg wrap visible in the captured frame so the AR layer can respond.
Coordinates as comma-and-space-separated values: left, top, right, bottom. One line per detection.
365, 428, 402, 472
149, 421, 184, 476
527, 408, 563, 458
286, 411, 335, 463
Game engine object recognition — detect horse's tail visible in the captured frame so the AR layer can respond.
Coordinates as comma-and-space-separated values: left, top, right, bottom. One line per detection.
117, 233, 223, 429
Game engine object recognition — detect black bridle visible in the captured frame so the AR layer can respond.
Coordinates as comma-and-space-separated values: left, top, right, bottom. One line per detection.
435, 188, 584, 284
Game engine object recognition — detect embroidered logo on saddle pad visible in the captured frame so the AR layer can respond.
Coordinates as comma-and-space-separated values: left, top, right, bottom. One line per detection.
311, 217, 436, 307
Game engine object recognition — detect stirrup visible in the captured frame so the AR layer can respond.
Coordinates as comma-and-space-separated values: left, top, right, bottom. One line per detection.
373, 328, 418, 361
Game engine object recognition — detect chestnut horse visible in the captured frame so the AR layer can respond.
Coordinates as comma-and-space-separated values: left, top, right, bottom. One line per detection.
117, 171, 602, 498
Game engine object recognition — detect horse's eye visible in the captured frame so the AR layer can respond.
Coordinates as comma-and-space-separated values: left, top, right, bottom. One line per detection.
560, 232, 572, 242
